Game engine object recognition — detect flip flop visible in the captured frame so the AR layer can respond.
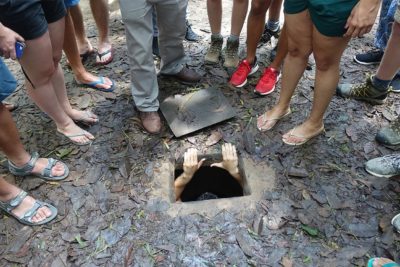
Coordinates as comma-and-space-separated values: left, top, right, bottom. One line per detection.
76, 77, 115, 92
80, 49, 95, 63
73, 110, 99, 126
57, 130, 94, 146
8, 152, 69, 181
257, 108, 291, 132
96, 48, 113, 65
282, 125, 325, 146
368, 258, 400, 267
0, 190, 58, 226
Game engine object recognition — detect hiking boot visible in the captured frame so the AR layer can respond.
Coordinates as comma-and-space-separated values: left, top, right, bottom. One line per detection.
376, 117, 400, 150
353, 49, 384, 65
255, 67, 281, 95
365, 154, 400, 178
259, 25, 280, 46
164, 67, 201, 85
139, 111, 162, 134
336, 75, 388, 105
185, 20, 200, 42
205, 35, 223, 64
390, 74, 400, 93
229, 58, 259, 88
223, 37, 239, 68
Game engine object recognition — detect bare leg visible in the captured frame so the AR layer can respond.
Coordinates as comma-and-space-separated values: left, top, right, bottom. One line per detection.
267, 0, 283, 22
90, 0, 112, 64
207, 0, 222, 34
282, 25, 350, 143
257, 10, 312, 130
231, 0, 249, 36
69, 4, 93, 54
245, 0, 272, 64
269, 22, 288, 71
0, 104, 65, 176
47, 19, 98, 128
19, 19, 94, 144
64, 9, 113, 90
0, 176, 51, 223
376, 21, 400, 80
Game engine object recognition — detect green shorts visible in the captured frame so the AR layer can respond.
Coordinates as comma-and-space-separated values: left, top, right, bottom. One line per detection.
284, 0, 358, 37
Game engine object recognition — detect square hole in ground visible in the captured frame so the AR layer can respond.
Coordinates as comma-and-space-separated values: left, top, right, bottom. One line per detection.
173, 153, 251, 202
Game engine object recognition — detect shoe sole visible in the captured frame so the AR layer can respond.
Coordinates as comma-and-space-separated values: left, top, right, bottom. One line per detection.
391, 213, 400, 233
380, 143, 400, 151
365, 168, 396, 178
255, 73, 281, 96
231, 64, 260, 88
352, 97, 386, 105
353, 55, 381, 65
282, 126, 325, 146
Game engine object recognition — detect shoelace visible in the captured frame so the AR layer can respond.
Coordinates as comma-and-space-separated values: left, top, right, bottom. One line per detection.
235, 62, 250, 76
209, 41, 222, 54
350, 77, 374, 97
260, 68, 276, 82
225, 43, 238, 59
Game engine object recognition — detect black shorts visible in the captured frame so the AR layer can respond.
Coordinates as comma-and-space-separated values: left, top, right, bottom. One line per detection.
0, 0, 66, 40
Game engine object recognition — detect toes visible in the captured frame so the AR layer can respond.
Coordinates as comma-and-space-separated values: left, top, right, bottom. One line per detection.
84, 131, 95, 140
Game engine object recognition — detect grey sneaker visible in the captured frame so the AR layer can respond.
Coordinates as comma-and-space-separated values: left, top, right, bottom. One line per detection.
392, 213, 400, 233
336, 75, 388, 105
365, 154, 400, 178
376, 117, 400, 149
223, 37, 239, 68
390, 74, 400, 93
205, 35, 223, 64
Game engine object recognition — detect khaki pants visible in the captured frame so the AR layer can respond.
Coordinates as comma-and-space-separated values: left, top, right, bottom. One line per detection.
119, 0, 188, 111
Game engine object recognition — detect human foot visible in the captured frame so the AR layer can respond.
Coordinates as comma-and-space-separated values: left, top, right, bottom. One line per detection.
9, 152, 68, 180
69, 109, 99, 125
0, 186, 56, 225
96, 42, 113, 65
75, 72, 114, 92
57, 122, 95, 145
257, 106, 291, 132
77, 38, 94, 57
282, 122, 324, 146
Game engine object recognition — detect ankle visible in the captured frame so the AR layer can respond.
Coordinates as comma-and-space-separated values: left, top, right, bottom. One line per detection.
9, 153, 31, 167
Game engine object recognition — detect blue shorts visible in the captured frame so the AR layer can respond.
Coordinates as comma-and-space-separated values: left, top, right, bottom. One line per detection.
64, 0, 80, 8
0, 59, 17, 102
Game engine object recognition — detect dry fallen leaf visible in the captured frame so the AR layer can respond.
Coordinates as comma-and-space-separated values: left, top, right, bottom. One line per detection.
205, 130, 222, 147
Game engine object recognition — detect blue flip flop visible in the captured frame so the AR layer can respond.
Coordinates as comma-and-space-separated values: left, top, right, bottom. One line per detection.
368, 258, 400, 267
77, 77, 115, 92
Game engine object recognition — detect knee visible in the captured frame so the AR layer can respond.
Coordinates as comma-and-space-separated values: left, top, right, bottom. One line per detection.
287, 46, 311, 61
250, 0, 268, 16
314, 54, 336, 72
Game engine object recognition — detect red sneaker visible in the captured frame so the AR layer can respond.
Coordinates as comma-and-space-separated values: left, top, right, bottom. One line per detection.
229, 59, 259, 88
255, 67, 281, 95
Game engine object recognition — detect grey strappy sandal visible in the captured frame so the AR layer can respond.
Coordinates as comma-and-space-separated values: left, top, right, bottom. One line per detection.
8, 152, 69, 181
0, 190, 58, 226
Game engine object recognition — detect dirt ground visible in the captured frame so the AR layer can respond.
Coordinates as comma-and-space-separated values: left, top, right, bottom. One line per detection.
1, 0, 399, 266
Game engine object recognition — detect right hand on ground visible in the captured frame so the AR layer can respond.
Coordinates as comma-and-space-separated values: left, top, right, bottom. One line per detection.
182, 148, 205, 182
0, 24, 24, 60
211, 143, 239, 176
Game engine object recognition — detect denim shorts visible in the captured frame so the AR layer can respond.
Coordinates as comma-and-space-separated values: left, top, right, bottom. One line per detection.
0, 59, 17, 102
64, 0, 79, 8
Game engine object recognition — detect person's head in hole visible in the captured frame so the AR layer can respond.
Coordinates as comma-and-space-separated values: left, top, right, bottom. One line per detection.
174, 143, 242, 202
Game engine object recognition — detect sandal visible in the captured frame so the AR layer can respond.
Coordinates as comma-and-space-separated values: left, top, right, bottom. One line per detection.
257, 108, 291, 132
282, 125, 325, 146
75, 77, 115, 93
8, 152, 69, 181
368, 258, 400, 267
73, 110, 99, 126
2, 102, 18, 112
0, 190, 57, 226
57, 130, 94, 146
